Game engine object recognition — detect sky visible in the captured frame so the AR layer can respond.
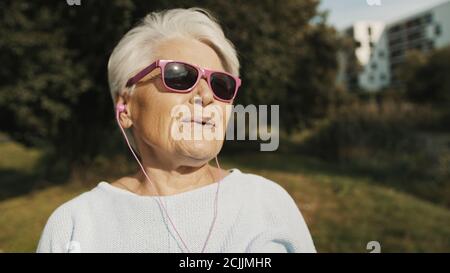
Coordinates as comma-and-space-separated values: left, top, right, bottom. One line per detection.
319, 0, 449, 30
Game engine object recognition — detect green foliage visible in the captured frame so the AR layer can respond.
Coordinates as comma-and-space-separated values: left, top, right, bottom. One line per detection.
336, 34, 363, 93
400, 46, 450, 107
0, 1, 90, 148
299, 100, 450, 207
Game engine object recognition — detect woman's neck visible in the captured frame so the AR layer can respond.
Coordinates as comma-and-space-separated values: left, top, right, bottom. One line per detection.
112, 163, 227, 196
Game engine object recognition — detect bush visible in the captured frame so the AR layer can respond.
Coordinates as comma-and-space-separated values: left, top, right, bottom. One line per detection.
299, 100, 450, 206
400, 46, 450, 107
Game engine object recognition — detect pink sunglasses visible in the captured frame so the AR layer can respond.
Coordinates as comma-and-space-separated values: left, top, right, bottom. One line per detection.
125, 59, 242, 102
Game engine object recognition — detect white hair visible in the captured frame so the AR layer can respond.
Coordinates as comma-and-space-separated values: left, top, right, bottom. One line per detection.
107, 7, 240, 105
107, 8, 240, 156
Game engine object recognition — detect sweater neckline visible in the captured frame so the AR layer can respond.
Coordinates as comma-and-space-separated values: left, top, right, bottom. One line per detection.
97, 168, 240, 200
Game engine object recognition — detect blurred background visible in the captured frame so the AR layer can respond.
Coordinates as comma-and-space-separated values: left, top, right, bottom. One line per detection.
0, 0, 449, 252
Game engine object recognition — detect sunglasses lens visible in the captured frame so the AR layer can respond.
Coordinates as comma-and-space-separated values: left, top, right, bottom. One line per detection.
164, 62, 198, 91
211, 72, 236, 101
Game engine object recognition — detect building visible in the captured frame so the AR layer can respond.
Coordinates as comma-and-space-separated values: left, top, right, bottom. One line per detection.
338, 1, 450, 92
337, 21, 385, 91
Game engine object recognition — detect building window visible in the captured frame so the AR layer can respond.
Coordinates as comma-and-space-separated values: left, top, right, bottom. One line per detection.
368, 26, 372, 36
391, 49, 402, 58
371, 62, 378, 70
424, 13, 432, 24
406, 17, 422, 29
407, 31, 422, 41
369, 74, 374, 83
389, 25, 401, 35
435, 24, 442, 36
380, 74, 386, 81
379, 50, 385, 58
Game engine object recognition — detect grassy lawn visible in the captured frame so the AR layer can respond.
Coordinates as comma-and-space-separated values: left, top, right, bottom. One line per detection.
0, 141, 449, 252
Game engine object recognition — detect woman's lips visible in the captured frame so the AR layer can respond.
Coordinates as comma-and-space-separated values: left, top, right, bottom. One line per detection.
180, 116, 215, 127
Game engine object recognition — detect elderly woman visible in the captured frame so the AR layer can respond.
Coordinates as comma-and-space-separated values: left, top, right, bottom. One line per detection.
37, 8, 315, 253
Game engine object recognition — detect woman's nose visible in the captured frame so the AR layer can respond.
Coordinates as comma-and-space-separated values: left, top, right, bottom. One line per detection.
189, 79, 214, 106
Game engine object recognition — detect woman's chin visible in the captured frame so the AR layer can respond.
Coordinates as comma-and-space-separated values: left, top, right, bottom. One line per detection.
176, 140, 219, 161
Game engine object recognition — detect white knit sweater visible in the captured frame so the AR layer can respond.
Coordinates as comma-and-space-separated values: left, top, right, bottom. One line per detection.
36, 168, 316, 253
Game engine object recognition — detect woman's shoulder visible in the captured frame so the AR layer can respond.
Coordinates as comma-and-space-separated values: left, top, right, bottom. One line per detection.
236, 170, 293, 198
235, 170, 316, 252
43, 183, 105, 224
233, 169, 299, 210
36, 185, 101, 252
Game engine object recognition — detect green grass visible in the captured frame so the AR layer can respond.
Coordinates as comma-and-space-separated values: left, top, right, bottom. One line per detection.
0, 141, 41, 172
0, 183, 85, 252
0, 141, 43, 201
0, 141, 449, 252
221, 154, 450, 252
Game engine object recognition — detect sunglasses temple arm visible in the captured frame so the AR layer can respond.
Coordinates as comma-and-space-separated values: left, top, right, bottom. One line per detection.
125, 61, 158, 87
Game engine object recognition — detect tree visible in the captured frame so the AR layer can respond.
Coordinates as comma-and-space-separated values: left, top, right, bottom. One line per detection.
0, 1, 90, 160
398, 50, 427, 99
0, 0, 134, 177
401, 46, 450, 107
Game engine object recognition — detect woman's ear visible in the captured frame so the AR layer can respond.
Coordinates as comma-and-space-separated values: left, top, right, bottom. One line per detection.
116, 91, 133, 129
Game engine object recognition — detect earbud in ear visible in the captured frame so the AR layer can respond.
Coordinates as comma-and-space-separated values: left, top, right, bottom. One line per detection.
116, 103, 126, 113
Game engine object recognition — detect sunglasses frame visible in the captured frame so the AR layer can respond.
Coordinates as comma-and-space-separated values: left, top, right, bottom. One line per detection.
125, 59, 242, 103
